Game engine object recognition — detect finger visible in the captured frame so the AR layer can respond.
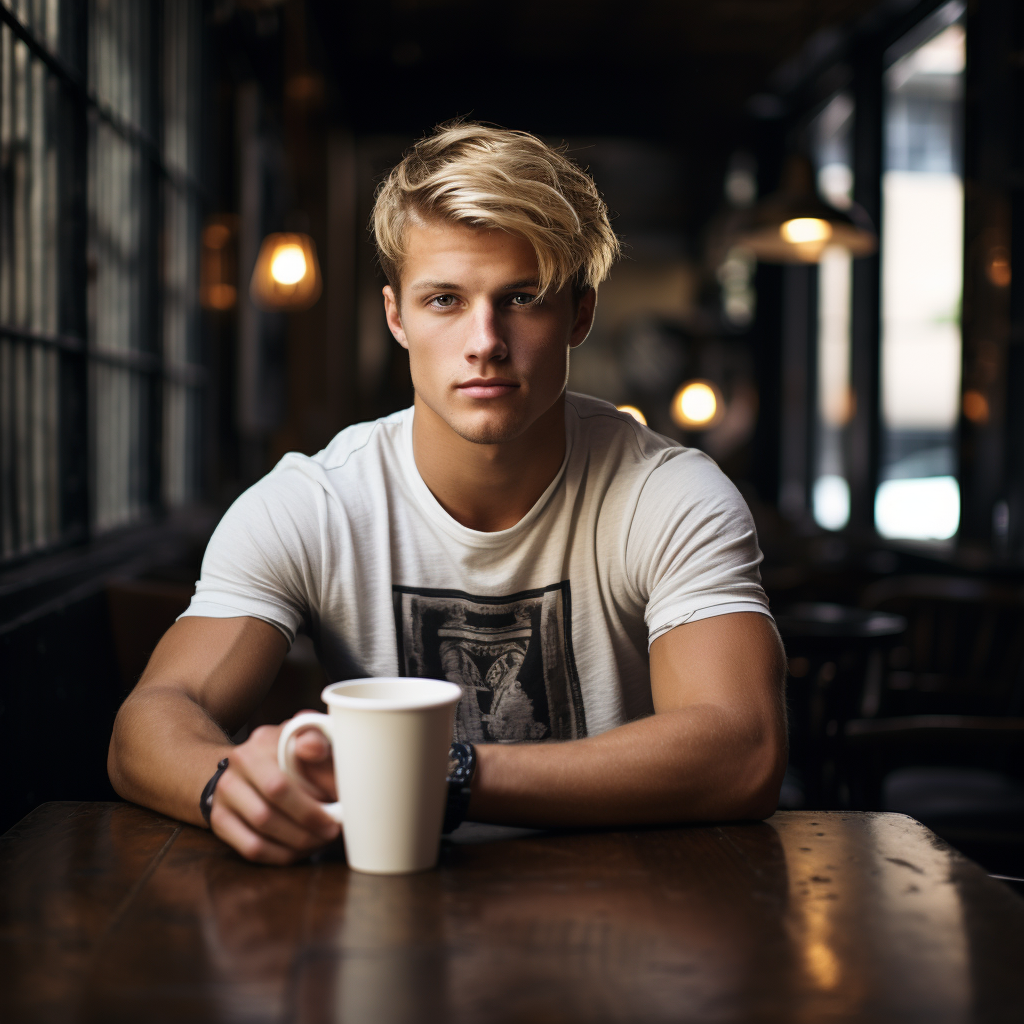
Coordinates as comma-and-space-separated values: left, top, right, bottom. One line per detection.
290, 731, 336, 800
236, 724, 340, 828
261, 724, 336, 801
287, 758, 337, 802
218, 771, 335, 851
210, 801, 302, 865
230, 747, 340, 839
293, 729, 332, 762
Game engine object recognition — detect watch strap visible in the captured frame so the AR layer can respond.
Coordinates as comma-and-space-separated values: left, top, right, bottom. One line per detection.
442, 742, 476, 834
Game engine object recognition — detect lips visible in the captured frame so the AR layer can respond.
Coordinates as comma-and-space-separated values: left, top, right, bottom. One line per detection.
456, 378, 519, 399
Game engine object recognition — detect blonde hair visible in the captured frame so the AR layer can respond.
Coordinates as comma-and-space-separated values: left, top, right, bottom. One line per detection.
372, 122, 619, 297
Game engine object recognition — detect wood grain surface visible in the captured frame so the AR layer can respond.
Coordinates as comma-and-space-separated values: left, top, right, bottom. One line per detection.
2, 803, 1022, 1023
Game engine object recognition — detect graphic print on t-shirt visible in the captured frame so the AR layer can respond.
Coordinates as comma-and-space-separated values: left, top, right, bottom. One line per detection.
393, 582, 586, 743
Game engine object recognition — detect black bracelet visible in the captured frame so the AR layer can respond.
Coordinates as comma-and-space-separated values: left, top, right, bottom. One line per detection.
442, 742, 476, 835
200, 757, 230, 827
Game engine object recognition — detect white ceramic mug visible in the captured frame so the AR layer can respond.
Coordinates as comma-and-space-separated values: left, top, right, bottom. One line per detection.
277, 677, 462, 874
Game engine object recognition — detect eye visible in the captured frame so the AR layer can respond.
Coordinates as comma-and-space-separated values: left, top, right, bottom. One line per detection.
509, 292, 538, 306
430, 294, 458, 308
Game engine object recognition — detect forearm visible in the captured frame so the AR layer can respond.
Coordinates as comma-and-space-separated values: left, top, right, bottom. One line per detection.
467, 702, 786, 828
108, 686, 234, 828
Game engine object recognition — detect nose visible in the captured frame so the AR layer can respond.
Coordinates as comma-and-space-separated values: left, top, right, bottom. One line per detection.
463, 300, 508, 365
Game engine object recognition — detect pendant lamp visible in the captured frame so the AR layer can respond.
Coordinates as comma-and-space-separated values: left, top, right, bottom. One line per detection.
736, 156, 876, 264
250, 231, 322, 311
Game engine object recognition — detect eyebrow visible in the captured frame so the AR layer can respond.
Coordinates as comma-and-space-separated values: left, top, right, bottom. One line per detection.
407, 278, 541, 292
408, 280, 461, 291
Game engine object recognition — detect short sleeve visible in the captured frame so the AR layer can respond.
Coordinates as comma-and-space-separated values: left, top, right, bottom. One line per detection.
624, 449, 771, 646
179, 461, 325, 644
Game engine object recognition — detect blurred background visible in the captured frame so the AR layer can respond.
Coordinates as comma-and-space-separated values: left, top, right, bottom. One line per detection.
2, 0, 1024, 881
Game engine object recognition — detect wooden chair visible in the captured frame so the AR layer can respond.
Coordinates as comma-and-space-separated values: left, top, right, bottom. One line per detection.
775, 603, 906, 808
841, 575, 1024, 875
856, 575, 1024, 718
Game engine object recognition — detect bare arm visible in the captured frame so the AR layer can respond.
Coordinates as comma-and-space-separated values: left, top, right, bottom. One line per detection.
466, 611, 787, 826
111, 610, 784, 863
108, 616, 341, 864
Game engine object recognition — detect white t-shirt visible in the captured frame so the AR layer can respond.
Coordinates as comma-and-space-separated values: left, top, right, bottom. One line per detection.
182, 392, 770, 742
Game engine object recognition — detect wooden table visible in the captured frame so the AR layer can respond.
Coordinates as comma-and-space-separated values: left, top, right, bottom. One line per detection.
2, 803, 1023, 1023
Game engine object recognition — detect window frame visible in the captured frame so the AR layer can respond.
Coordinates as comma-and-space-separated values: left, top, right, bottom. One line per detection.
768, 0, 994, 551
0, 1, 207, 570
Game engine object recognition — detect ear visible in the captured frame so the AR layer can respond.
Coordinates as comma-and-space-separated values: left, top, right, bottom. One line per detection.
383, 285, 409, 349
569, 288, 597, 349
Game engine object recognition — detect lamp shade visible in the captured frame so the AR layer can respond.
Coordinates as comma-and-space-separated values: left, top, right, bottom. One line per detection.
736, 156, 876, 264
249, 232, 322, 311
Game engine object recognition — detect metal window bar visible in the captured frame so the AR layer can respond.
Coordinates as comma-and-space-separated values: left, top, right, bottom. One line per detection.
0, 0, 206, 563
0, 2, 201, 194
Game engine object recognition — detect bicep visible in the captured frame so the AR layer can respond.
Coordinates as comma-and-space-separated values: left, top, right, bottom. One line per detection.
649, 612, 786, 730
135, 615, 289, 729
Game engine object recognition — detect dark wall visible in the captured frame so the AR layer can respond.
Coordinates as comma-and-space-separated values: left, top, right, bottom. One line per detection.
0, 593, 122, 834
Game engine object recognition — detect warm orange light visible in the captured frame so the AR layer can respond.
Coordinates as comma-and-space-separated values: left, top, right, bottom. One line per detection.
963, 389, 990, 424
250, 232, 322, 311
986, 247, 1011, 288
203, 222, 232, 249
285, 73, 324, 103
200, 215, 238, 311
780, 218, 833, 244
204, 283, 237, 311
671, 381, 722, 430
616, 404, 647, 425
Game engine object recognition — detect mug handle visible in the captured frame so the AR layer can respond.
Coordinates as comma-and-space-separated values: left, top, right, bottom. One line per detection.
277, 712, 344, 825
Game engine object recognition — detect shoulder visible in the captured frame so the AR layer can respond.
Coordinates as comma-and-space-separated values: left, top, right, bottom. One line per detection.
565, 392, 682, 464
310, 407, 409, 473
641, 444, 747, 508
256, 407, 409, 494
222, 408, 410, 525
565, 392, 737, 499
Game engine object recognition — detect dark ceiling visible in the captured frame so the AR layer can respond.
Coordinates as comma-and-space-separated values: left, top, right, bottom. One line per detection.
307, 0, 886, 139
212, 0, 900, 262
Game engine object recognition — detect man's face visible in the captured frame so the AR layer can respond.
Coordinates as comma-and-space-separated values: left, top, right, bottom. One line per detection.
383, 217, 595, 445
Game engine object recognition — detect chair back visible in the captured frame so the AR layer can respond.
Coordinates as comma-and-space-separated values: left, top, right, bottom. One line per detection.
860, 575, 1024, 718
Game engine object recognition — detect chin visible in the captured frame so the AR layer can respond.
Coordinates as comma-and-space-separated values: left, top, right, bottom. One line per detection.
449, 410, 528, 445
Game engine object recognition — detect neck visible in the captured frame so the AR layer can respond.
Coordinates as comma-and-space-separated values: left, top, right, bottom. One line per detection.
411, 395, 567, 532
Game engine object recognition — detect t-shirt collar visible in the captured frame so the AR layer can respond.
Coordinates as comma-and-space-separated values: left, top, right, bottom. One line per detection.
400, 403, 572, 548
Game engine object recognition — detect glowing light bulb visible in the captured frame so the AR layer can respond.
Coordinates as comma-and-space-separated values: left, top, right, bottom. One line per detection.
671, 381, 720, 429
780, 218, 833, 244
250, 232, 322, 311
616, 404, 647, 425
270, 244, 308, 285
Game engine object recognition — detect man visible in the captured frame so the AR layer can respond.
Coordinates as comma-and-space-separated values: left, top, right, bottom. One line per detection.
108, 123, 787, 864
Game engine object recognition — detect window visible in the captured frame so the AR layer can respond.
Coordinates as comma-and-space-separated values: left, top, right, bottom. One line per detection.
0, 0, 204, 563
876, 4, 965, 541
811, 93, 855, 532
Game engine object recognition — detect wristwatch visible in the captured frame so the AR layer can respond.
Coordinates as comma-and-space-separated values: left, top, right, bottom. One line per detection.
442, 742, 476, 834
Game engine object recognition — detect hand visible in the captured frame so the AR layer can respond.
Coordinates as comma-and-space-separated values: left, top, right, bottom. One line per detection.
207, 715, 340, 865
